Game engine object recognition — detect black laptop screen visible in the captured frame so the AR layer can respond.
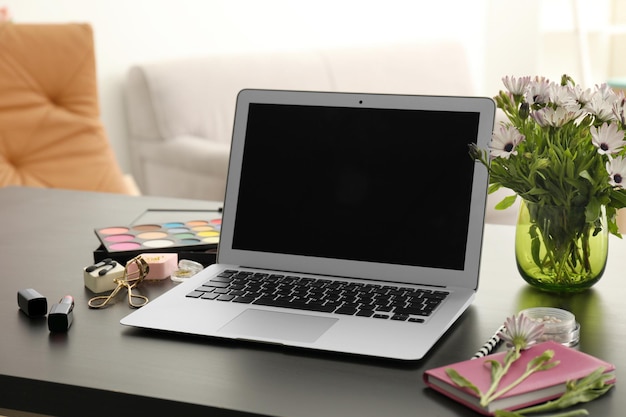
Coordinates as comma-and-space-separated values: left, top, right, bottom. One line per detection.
232, 103, 480, 270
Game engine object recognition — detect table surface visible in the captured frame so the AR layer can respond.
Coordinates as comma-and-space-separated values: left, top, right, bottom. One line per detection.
0, 186, 623, 417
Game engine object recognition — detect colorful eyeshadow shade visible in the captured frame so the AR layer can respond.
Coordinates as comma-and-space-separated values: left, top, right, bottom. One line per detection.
202, 237, 220, 244
136, 231, 168, 240
180, 238, 201, 244
174, 233, 196, 239
99, 227, 130, 235
132, 224, 162, 232
198, 231, 219, 237
163, 222, 185, 228
191, 226, 214, 232
167, 227, 189, 234
186, 220, 209, 227
110, 242, 142, 250
209, 219, 222, 225
103, 234, 135, 243
142, 239, 174, 248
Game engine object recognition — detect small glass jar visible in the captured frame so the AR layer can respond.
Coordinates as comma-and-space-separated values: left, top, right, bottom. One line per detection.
520, 307, 580, 347
171, 259, 204, 282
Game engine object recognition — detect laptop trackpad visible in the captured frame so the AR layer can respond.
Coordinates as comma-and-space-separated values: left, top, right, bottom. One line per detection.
218, 309, 338, 343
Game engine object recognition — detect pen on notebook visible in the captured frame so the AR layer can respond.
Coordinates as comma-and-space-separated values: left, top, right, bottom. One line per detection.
471, 324, 505, 359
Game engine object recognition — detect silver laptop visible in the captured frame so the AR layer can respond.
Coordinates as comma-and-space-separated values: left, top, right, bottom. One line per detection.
121, 89, 495, 360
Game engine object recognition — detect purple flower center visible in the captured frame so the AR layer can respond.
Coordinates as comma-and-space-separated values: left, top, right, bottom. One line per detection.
601, 143, 609, 151
615, 174, 623, 184
504, 143, 514, 152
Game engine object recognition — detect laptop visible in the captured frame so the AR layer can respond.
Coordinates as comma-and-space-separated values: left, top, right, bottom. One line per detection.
121, 89, 495, 360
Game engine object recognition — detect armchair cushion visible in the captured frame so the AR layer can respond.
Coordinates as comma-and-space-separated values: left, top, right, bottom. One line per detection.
0, 23, 132, 194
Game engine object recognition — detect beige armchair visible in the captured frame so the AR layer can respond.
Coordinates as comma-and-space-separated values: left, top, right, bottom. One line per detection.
0, 22, 135, 194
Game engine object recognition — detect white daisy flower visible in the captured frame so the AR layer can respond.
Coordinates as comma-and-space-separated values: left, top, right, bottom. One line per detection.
490, 125, 525, 159
502, 75, 531, 96
549, 84, 579, 111
525, 77, 551, 106
596, 83, 617, 101
531, 106, 579, 128
613, 96, 626, 126
572, 84, 594, 106
607, 156, 626, 188
591, 123, 626, 155
585, 86, 619, 122
498, 313, 545, 351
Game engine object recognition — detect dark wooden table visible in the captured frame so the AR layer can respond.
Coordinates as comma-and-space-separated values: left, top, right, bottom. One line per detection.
0, 186, 622, 416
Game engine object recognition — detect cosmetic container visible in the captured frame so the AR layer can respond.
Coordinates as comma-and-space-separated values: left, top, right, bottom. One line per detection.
520, 307, 579, 347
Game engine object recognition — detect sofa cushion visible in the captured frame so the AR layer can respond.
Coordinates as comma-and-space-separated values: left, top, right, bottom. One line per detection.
0, 23, 132, 194
127, 51, 335, 145
322, 41, 476, 96
140, 135, 230, 178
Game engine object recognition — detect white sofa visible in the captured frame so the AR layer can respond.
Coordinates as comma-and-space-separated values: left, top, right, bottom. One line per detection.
123, 42, 517, 223
124, 41, 477, 194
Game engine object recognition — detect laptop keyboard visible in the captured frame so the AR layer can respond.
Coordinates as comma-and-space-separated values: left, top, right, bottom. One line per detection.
186, 270, 449, 323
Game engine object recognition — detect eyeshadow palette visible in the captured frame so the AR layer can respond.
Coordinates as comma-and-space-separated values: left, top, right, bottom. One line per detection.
93, 209, 222, 267
95, 218, 221, 253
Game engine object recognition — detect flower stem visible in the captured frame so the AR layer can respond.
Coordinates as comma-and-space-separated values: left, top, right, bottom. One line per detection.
514, 402, 589, 416
484, 350, 551, 405
496, 409, 589, 417
480, 348, 521, 407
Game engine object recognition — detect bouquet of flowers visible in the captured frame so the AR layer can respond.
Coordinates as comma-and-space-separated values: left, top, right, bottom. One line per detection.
471, 75, 626, 287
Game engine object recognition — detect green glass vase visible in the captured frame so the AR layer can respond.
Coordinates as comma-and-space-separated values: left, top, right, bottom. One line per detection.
515, 200, 608, 293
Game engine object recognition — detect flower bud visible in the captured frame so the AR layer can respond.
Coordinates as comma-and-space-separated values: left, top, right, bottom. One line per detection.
561, 74, 575, 87
519, 102, 530, 120
468, 143, 481, 160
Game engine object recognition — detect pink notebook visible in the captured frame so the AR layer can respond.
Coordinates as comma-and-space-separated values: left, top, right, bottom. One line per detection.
423, 341, 615, 415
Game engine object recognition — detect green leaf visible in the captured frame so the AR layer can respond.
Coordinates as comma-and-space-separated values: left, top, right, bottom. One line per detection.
523, 350, 559, 373
526, 187, 550, 196
555, 368, 615, 408
585, 199, 601, 223
510, 367, 614, 416
530, 225, 541, 267
528, 349, 554, 365
486, 358, 504, 381
536, 360, 560, 371
495, 195, 518, 210
494, 411, 523, 417
608, 219, 621, 237
579, 170, 593, 184
610, 189, 626, 209
488, 183, 502, 194
444, 368, 483, 397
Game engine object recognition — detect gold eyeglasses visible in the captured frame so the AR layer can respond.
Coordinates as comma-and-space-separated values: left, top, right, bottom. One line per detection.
88, 255, 150, 309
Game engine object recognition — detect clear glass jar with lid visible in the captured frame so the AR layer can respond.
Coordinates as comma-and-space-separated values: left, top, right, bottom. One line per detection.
520, 307, 579, 347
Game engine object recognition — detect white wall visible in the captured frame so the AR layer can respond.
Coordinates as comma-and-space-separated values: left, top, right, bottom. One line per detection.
2, 0, 614, 179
